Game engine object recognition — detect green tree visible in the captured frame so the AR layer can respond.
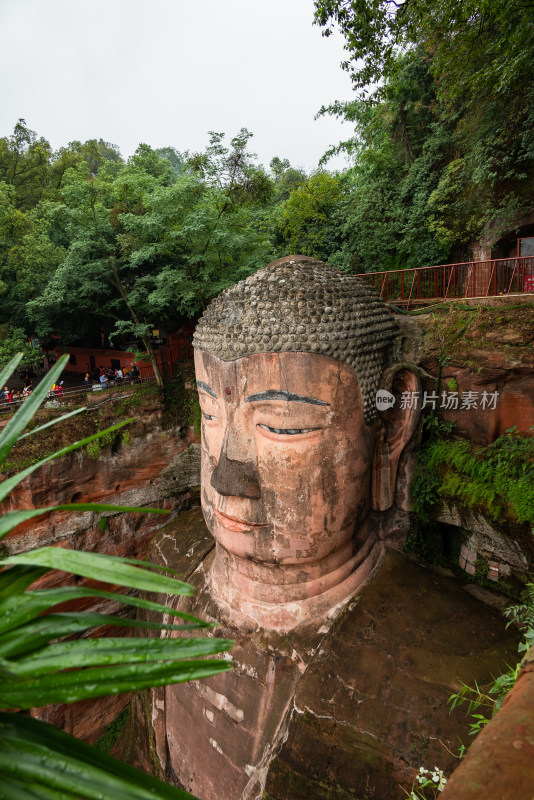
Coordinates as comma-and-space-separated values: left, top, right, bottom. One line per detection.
126, 175, 274, 320
186, 129, 273, 207
27, 132, 274, 375
156, 146, 186, 178
315, 0, 534, 258
47, 138, 124, 196
276, 171, 343, 262
313, 0, 534, 107
27, 159, 167, 385
0, 120, 52, 210
311, 49, 452, 271
0, 325, 42, 368
269, 157, 307, 202
0, 182, 64, 332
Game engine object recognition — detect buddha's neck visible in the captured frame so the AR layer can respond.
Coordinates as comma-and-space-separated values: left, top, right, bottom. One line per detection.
208, 524, 384, 631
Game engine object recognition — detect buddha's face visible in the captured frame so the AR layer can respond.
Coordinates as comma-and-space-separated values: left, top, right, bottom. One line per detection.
195, 349, 375, 565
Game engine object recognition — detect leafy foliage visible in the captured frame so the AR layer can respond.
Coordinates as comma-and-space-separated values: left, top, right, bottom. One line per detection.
313, 0, 534, 109
314, 1, 534, 260
276, 172, 343, 262
409, 428, 534, 528
18, 129, 274, 383
406, 765, 448, 799
315, 49, 456, 270
0, 353, 232, 799
0, 325, 42, 369
448, 584, 534, 738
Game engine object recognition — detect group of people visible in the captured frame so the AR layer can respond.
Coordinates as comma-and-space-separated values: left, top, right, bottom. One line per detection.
1, 374, 33, 406
83, 363, 140, 389
0, 362, 143, 409
49, 382, 63, 399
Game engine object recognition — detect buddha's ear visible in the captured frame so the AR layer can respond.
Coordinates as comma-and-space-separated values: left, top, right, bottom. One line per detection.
371, 365, 422, 512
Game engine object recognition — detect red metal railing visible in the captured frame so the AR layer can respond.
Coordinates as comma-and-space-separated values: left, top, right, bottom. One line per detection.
357, 256, 534, 308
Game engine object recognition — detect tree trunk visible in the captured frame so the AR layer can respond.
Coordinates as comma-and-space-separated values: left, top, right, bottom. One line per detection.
141, 335, 164, 389
109, 258, 165, 389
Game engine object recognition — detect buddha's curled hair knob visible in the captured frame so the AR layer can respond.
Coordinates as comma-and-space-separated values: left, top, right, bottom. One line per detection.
193, 255, 399, 423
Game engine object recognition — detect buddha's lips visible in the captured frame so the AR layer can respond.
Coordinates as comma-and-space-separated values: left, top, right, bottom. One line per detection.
214, 509, 269, 533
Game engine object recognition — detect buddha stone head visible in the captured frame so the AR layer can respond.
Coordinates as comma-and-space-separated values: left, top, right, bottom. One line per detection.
193, 256, 419, 630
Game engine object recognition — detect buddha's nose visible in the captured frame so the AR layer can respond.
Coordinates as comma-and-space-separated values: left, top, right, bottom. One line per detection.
210, 427, 261, 499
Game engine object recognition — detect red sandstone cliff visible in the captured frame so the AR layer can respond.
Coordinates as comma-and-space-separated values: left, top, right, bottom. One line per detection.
2, 389, 201, 743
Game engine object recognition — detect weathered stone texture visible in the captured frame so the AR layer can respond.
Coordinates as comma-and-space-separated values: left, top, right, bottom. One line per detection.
194, 255, 399, 423
4, 426, 201, 743
141, 510, 518, 800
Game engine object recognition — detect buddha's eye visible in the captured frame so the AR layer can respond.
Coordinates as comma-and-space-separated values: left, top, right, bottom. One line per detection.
258, 423, 320, 435
202, 413, 218, 421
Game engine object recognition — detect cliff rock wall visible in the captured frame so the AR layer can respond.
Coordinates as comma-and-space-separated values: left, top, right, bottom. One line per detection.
2, 389, 201, 743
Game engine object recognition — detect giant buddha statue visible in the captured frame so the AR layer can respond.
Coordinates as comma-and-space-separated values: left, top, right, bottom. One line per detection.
192, 255, 417, 630
145, 256, 518, 800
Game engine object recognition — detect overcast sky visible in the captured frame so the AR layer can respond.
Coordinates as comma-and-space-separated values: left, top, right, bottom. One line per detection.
0, 0, 355, 172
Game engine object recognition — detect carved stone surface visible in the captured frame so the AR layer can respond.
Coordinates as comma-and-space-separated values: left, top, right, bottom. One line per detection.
193, 255, 398, 424
144, 510, 518, 799
153, 257, 524, 797
438, 501, 534, 580
195, 348, 384, 631
190, 256, 420, 630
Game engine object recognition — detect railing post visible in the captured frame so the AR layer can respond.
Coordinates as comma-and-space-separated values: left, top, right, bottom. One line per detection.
444, 266, 453, 300
486, 260, 496, 297
465, 263, 472, 297
380, 273, 387, 300
507, 259, 518, 295
406, 270, 416, 310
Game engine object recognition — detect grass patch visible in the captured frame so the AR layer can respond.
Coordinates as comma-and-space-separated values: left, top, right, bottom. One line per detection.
419, 301, 534, 363
1, 384, 163, 475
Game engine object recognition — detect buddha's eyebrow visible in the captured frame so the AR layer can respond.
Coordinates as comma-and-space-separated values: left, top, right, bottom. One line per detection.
197, 381, 218, 399
245, 390, 330, 406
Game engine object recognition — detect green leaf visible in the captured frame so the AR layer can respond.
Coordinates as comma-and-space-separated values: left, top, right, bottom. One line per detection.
0, 711, 194, 799
0, 612, 210, 659
1, 547, 194, 595
0, 585, 208, 637
14, 636, 234, 676
0, 503, 169, 540
0, 776, 61, 800
0, 566, 48, 599
0, 658, 231, 707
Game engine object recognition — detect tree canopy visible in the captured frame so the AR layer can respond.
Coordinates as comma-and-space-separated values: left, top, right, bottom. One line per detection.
1, 1, 533, 374
313, 1, 534, 260
313, 0, 534, 107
